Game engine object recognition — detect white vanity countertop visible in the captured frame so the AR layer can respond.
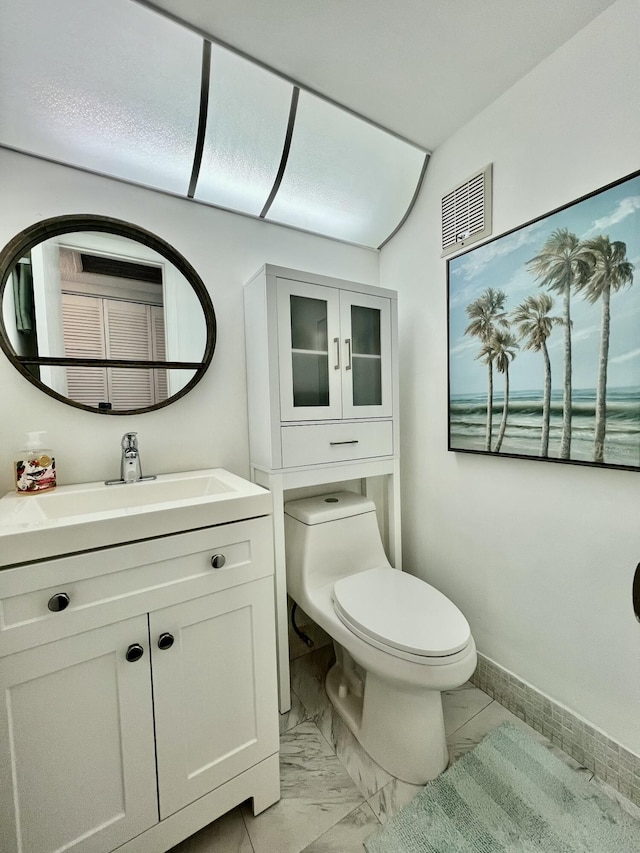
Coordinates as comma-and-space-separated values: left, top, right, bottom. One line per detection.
0, 468, 272, 569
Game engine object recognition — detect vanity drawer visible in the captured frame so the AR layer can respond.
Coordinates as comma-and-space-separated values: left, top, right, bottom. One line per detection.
0, 516, 273, 655
281, 420, 394, 467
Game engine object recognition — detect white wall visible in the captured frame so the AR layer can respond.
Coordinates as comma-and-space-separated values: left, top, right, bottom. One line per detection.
381, 0, 640, 753
0, 149, 378, 494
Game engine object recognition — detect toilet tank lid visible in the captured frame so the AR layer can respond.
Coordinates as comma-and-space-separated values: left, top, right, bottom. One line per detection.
284, 491, 375, 525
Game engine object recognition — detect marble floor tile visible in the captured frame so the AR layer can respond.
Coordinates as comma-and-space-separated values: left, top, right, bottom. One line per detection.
367, 777, 423, 824
300, 802, 381, 853
447, 699, 537, 761
242, 721, 364, 853
446, 699, 592, 778
317, 701, 392, 799
280, 690, 309, 734
442, 681, 493, 735
168, 806, 252, 853
590, 774, 640, 820
291, 645, 391, 798
289, 645, 335, 721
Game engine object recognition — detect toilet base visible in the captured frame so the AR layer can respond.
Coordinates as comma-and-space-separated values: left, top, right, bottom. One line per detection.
325, 660, 449, 784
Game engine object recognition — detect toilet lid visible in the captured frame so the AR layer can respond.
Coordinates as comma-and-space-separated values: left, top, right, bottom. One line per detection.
332, 567, 471, 657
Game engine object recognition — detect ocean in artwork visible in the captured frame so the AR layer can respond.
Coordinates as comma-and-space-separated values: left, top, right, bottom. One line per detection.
449, 386, 640, 467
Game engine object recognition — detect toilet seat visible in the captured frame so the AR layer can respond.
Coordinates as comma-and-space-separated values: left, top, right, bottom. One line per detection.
332, 567, 471, 662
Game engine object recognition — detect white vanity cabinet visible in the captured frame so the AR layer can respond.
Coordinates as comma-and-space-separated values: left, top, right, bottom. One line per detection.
0, 516, 280, 853
244, 265, 401, 712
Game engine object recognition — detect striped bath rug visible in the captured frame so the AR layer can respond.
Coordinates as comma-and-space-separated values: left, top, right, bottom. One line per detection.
365, 722, 640, 852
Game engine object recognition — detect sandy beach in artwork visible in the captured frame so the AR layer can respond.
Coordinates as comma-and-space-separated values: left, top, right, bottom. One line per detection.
449, 387, 640, 468
451, 431, 640, 467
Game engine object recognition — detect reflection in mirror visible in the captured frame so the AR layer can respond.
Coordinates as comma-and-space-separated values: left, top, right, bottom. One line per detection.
0, 216, 215, 414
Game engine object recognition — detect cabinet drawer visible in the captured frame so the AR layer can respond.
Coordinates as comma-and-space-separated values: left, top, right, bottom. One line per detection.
0, 516, 273, 656
281, 421, 393, 467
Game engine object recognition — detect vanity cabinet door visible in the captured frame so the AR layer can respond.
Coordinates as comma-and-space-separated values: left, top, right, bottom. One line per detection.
150, 576, 279, 819
0, 616, 158, 853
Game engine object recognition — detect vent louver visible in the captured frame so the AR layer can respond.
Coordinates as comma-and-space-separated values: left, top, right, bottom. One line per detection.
441, 164, 492, 256
80, 254, 163, 284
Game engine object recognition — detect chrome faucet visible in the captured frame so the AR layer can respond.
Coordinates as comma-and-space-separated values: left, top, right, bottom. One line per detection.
105, 432, 157, 485
121, 432, 142, 483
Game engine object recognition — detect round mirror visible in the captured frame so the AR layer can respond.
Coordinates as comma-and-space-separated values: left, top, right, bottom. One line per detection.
0, 215, 216, 414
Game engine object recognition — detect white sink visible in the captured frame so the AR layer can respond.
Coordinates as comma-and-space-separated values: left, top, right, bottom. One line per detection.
6, 471, 235, 521
0, 469, 272, 567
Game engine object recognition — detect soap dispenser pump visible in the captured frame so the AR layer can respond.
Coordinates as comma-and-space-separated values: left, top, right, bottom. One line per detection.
15, 431, 56, 493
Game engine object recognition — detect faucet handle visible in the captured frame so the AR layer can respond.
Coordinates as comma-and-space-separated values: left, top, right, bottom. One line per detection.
122, 432, 138, 450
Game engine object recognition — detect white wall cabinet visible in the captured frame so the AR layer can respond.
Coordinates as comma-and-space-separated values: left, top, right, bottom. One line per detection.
0, 517, 280, 853
245, 266, 397, 470
244, 265, 400, 711
276, 277, 393, 423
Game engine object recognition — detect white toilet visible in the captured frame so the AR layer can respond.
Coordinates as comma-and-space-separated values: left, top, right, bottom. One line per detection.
284, 491, 477, 784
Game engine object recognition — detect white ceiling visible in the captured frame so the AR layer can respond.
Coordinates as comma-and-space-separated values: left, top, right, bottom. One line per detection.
140, 0, 618, 150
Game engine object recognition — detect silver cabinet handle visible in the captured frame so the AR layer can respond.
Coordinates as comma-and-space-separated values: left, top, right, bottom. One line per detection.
334, 337, 340, 370
345, 338, 352, 370
210, 554, 226, 569
329, 440, 359, 445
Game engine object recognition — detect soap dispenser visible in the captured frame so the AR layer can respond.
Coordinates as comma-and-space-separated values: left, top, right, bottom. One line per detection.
15, 431, 56, 493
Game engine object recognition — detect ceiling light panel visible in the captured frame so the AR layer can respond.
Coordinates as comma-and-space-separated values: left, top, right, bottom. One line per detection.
0, 0, 202, 194
194, 47, 293, 215
265, 92, 427, 247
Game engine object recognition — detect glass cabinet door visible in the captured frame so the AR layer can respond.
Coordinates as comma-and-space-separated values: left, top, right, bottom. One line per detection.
340, 292, 392, 419
277, 279, 342, 420
290, 295, 329, 407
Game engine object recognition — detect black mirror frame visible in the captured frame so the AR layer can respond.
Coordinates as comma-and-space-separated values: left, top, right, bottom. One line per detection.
0, 214, 216, 415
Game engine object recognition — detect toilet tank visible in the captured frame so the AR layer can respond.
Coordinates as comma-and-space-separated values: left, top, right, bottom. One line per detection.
284, 492, 391, 600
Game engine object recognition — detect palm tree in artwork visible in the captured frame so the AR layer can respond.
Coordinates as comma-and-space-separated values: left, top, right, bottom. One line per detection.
488, 330, 519, 453
464, 288, 508, 451
526, 229, 590, 459
512, 294, 563, 457
575, 236, 634, 463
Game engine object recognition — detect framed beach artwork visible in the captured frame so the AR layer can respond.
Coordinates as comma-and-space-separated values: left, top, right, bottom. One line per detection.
448, 169, 640, 471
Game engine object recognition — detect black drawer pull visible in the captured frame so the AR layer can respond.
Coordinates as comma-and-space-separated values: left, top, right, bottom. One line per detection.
125, 643, 144, 663
157, 632, 175, 650
329, 440, 359, 446
210, 554, 226, 569
47, 592, 70, 612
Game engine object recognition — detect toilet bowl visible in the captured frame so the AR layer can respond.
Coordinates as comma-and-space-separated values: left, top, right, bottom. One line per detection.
284, 491, 477, 784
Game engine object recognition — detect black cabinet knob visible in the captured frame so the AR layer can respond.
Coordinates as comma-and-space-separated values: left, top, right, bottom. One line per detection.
47, 592, 70, 612
157, 632, 174, 650
125, 643, 144, 663
210, 553, 226, 569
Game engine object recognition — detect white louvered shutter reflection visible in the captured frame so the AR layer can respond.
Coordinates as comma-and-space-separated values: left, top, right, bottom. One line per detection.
61, 292, 109, 407
60, 294, 167, 410
104, 300, 155, 410
151, 305, 168, 402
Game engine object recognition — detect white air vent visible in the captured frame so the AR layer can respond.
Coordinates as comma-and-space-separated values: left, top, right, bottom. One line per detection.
441, 164, 492, 256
